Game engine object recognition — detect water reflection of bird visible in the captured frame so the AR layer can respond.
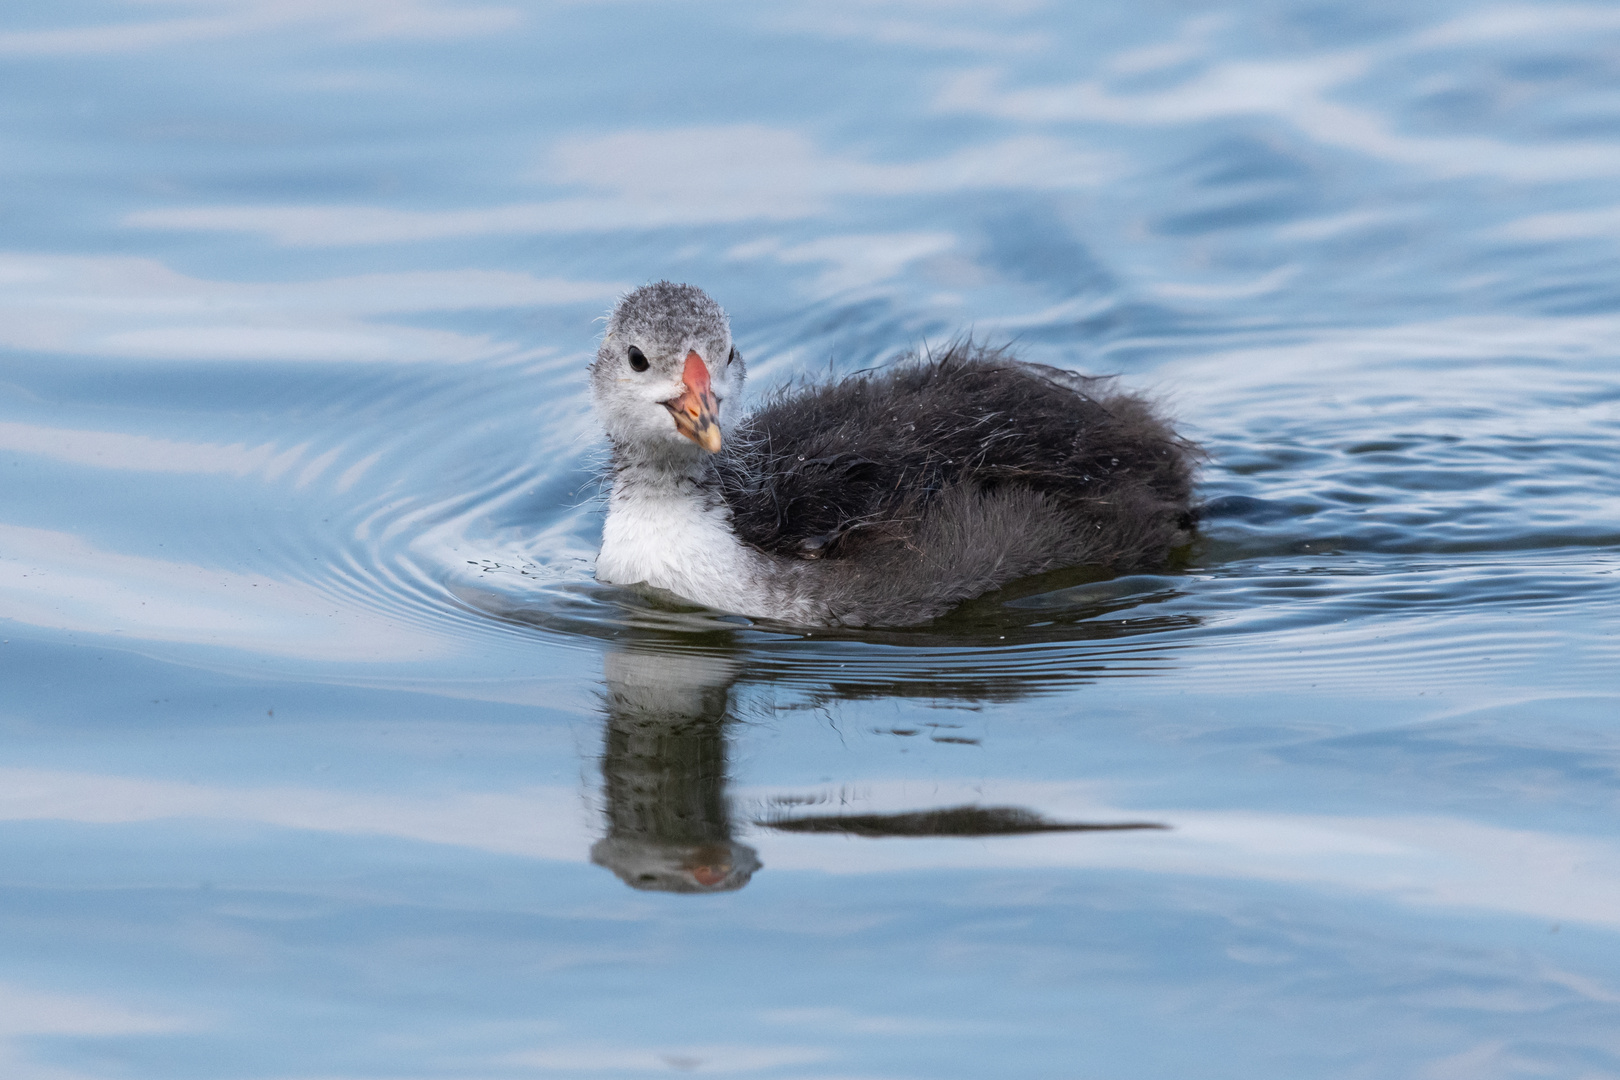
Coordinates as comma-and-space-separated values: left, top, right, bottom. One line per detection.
586, 640, 1171, 894
590, 647, 760, 893
590, 282, 1198, 627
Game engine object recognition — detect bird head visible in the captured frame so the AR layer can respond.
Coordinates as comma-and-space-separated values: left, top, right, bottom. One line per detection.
591, 282, 744, 457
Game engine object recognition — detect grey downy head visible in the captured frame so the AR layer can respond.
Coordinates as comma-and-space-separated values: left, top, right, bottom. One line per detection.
591, 281, 745, 456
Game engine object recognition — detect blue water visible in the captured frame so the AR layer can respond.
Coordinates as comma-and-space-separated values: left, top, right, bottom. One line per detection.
3, 1, 1620, 1077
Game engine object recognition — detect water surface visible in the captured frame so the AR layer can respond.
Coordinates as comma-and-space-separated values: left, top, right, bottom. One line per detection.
3, 1, 1620, 1077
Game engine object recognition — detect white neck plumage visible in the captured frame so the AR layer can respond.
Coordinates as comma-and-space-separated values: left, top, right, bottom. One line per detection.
595, 443, 802, 621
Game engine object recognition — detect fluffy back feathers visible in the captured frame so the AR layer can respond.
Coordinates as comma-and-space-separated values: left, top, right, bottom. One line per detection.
715, 343, 1197, 572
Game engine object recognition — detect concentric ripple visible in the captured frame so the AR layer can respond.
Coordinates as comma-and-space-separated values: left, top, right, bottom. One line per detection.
189, 303, 1619, 708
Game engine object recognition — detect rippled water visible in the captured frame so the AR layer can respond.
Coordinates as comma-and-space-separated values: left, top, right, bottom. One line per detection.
4, 1, 1620, 1077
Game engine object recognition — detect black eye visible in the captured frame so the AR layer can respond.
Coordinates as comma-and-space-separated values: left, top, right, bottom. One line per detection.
727, 346, 739, 367
627, 345, 649, 372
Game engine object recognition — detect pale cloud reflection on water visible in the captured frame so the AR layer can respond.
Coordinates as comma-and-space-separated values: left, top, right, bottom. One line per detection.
125, 128, 1122, 246
0, 525, 447, 661
0, 253, 617, 361
9, 764, 1619, 927
0, 0, 524, 56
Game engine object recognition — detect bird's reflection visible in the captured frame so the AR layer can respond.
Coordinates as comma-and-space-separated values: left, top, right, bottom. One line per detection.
590, 644, 761, 893
587, 632, 1174, 894
461, 572, 1197, 894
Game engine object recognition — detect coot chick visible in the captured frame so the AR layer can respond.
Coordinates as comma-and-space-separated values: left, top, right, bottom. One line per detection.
590, 282, 1196, 627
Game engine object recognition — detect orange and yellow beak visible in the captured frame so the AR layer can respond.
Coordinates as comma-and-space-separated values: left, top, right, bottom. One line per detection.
663, 350, 722, 453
